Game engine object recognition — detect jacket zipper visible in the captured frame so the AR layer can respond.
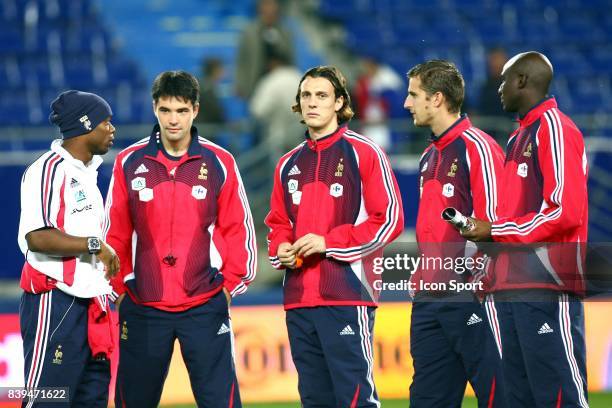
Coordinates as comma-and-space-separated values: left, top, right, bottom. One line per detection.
304, 140, 322, 304
163, 167, 177, 267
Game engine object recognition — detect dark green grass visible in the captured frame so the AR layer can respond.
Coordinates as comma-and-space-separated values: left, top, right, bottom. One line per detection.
167, 392, 612, 407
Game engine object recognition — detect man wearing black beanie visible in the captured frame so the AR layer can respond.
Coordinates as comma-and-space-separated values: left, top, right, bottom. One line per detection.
17, 90, 120, 407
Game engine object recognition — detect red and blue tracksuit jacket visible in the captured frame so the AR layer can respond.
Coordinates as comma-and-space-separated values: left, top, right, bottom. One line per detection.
265, 126, 404, 310
414, 115, 505, 290
104, 126, 257, 311
488, 97, 588, 295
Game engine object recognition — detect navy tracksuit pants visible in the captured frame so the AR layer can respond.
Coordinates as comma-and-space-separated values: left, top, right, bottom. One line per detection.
409, 292, 506, 408
20, 289, 110, 408
286, 306, 379, 407
491, 290, 588, 408
115, 290, 240, 408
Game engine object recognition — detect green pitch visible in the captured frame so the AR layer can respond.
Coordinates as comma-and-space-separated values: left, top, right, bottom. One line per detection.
168, 392, 612, 407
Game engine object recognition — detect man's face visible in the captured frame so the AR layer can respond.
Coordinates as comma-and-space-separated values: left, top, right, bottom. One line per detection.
404, 76, 434, 128
154, 96, 199, 144
498, 63, 520, 113
87, 117, 115, 155
299, 76, 343, 134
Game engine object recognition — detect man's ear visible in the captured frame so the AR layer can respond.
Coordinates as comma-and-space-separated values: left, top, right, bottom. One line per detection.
433, 91, 444, 108
517, 73, 528, 89
335, 95, 344, 112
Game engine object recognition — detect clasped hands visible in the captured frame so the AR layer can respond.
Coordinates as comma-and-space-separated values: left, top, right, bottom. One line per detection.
277, 233, 326, 269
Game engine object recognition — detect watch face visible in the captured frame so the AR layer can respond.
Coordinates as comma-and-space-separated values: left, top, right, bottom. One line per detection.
88, 238, 101, 254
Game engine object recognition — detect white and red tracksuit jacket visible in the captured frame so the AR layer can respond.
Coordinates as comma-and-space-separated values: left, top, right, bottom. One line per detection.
488, 97, 588, 295
265, 126, 404, 310
414, 116, 505, 290
104, 126, 257, 311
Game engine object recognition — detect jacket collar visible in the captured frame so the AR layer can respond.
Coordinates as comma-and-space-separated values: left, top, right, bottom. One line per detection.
143, 125, 203, 159
518, 97, 557, 127
51, 139, 103, 171
305, 125, 347, 151
429, 115, 471, 150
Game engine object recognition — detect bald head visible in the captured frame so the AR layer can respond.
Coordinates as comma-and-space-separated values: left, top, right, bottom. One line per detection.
502, 51, 553, 94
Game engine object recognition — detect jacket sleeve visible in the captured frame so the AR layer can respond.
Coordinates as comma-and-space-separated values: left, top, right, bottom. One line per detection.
491, 112, 588, 243
215, 154, 257, 297
264, 156, 294, 269
464, 131, 505, 222
19, 155, 65, 237
324, 141, 404, 263
103, 154, 133, 300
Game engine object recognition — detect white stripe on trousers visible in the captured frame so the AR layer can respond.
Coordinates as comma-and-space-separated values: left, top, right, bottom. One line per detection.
357, 306, 380, 407
484, 294, 503, 359
558, 293, 589, 408
26, 291, 52, 408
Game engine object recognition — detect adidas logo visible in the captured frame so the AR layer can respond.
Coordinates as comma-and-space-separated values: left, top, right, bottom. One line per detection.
339, 325, 355, 336
288, 165, 301, 176
467, 313, 483, 325
538, 323, 554, 334
217, 323, 230, 335
135, 164, 149, 174
70, 178, 80, 187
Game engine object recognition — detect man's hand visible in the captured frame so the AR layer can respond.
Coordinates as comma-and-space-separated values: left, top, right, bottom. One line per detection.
222, 287, 232, 305
98, 241, 120, 279
278, 242, 298, 269
461, 218, 493, 242
292, 233, 326, 258
115, 293, 126, 313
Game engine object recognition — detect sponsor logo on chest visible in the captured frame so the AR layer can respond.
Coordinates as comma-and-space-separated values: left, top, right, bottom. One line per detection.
517, 163, 528, 178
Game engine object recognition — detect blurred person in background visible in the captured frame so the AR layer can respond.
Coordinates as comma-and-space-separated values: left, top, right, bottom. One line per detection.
18, 90, 119, 407
354, 55, 404, 151
235, 0, 294, 100
265, 65, 404, 407
196, 57, 227, 129
105, 70, 256, 408
475, 47, 514, 139
462, 51, 589, 408
249, 47, 303, 163
404, 60, 506, 408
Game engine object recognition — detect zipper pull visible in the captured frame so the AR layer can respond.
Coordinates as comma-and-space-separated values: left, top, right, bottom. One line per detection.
163, 254, 177, 266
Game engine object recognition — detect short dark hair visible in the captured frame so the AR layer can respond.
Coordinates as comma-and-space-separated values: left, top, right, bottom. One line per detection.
152, 70, 200, 107
292, 65, 354, 124
407, 60, 464, 114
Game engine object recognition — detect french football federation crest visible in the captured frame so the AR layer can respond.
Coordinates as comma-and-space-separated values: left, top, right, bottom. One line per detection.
52, 345, 63, 364
447, 158, 458, 177
121, 321, 128, 340
335, 158, 344, 177
198, 162, 208, 180
523, 142, 532, 157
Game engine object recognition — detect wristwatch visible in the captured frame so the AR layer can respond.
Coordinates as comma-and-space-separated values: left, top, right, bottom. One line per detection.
87, 237, 102, 255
